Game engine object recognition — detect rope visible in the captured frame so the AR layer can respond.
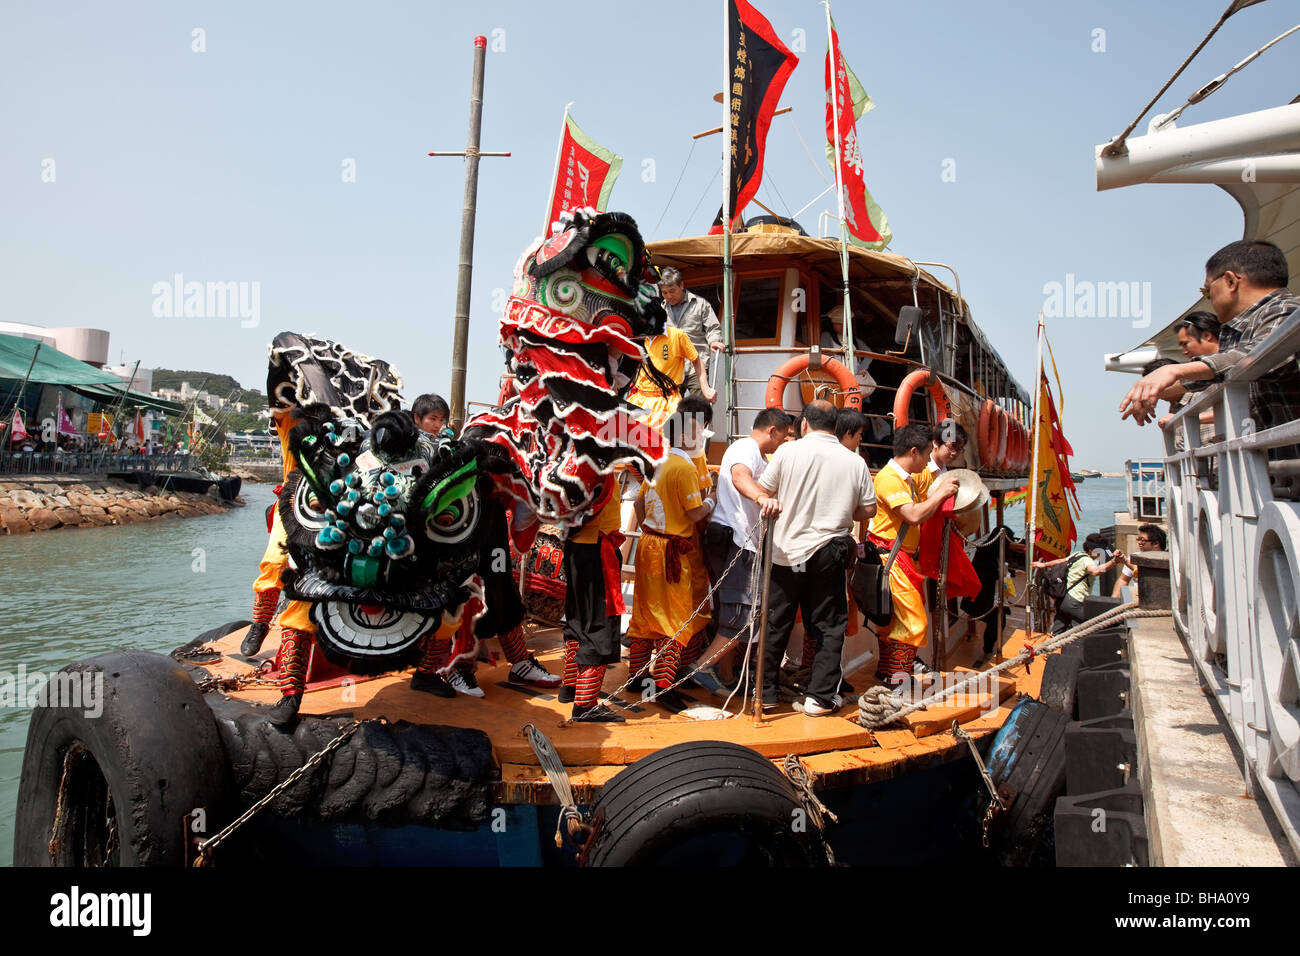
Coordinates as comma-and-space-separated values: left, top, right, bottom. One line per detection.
653, 137, 699, 235
192, 718, 379, 865
523, 722, 589, 848
781, 754, 838, 866
857, 602, 1170, 728
1101, 6, 1233, 157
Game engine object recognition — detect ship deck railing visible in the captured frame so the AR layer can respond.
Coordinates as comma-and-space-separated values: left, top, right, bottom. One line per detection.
1160, 311, 1300, 855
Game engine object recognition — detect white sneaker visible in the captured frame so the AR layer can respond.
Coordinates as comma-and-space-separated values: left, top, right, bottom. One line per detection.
793, 695, 842, 717
509, 655, 561, 687
445, 667, 485, 698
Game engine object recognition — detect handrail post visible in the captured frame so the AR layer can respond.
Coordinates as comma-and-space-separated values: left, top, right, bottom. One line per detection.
752, 517, 774, 725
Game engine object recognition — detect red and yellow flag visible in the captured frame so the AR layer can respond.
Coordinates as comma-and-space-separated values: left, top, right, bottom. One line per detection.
825, 15, 891, 250
544, 112, 622, 231
1030, 371, 1080, 558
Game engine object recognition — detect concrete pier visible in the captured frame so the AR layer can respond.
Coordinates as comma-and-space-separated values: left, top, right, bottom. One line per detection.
1129, 615, 1295, 866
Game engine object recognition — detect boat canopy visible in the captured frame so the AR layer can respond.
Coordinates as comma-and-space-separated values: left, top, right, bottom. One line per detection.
65, 381, 187, 415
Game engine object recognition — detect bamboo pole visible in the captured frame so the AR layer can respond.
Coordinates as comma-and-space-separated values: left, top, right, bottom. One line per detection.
823, 2, 855, 377
448, 36, 488, 435
752, 517, 774, 725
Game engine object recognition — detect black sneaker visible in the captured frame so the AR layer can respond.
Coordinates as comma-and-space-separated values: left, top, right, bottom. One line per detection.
410, 671, 456, 698
240, 622, 270, 657
571, 702, 626, 723
266, 693, 302, 729
557, 684, 576, 704
651, 687, 690, 714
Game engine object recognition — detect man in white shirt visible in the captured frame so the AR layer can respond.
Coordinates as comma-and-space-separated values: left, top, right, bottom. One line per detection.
694, 407, 794, 695
756, 400, 877, 715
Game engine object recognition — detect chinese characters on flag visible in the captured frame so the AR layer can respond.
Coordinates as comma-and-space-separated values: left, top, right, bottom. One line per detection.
544, 112, 623, 231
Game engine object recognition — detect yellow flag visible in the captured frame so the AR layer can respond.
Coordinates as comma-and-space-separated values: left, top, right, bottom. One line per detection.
1031, 372, 1077, 559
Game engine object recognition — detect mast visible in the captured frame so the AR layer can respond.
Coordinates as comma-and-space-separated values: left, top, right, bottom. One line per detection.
823, 2, 855, 376
1025, 313, 1045, 634
449, 36, 487, 435
427, 37, 511, 435
721, 0, 736, 440
3, 341, 41, 436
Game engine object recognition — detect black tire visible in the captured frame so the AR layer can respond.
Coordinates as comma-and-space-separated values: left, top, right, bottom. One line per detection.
984, 697, 1070, 866
583, 741, 828, 867
13, 651, 233, 866
1038, 648, 1081, 717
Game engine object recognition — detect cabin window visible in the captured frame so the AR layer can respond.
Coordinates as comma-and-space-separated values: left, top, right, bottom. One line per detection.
735, 274, 783, 343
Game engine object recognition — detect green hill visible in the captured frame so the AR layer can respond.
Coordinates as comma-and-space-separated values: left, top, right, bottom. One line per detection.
152, 369, 266, 408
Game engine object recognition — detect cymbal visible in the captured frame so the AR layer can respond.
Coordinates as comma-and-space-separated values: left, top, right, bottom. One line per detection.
945, 468, 990, 514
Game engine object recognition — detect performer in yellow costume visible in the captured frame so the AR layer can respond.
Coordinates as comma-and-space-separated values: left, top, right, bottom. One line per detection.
627, 397, 714, 712
867, 423, 959, 682
240, 406, 315, 658
626, 326, 714, 428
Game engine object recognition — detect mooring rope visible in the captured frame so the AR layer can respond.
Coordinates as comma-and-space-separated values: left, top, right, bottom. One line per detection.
857, 602, 1172, 729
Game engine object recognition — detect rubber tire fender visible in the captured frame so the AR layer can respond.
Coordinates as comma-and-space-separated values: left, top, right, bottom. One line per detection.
892, 368, 950, 427
583, 741, 829, 867
13, 650, 233, 866
764, 354, 862, 412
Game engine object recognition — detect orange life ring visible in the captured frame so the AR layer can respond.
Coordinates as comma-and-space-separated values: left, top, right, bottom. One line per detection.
765, 355, 862, 411
892, 369, 950, 427
1005, 421, 1021, 473
978, 400, 1000, 467
1013, 421, 1029, 472
995, 407, 1011, 472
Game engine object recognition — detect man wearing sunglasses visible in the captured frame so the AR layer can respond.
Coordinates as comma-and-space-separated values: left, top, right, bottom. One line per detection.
1119, 240, 1299, 436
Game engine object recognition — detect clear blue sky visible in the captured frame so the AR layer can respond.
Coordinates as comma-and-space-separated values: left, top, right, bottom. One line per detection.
2, 0, 1295, 469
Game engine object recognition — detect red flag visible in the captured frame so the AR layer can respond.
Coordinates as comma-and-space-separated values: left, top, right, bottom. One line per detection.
919, 497, 983, 600
544, 112, 623, 232
825, 18, 890, 248
724, 0, 798, 230
97, 413, 111, 439
133, 411, 145, 443
9, 409, 28, 444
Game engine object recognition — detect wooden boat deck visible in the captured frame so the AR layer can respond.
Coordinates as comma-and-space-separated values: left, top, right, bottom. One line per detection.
199, 600, 1048, 805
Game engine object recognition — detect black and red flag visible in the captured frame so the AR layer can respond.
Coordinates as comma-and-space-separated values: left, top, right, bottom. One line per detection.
721, 0, 798, 232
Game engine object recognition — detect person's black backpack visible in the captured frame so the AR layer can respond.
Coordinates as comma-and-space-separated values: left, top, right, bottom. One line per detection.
1042, 553, 1088, 601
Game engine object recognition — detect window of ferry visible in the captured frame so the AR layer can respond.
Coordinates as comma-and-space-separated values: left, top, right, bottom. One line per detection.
735, 275, 783, 342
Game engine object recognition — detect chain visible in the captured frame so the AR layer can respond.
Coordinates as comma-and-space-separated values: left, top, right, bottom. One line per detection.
192, 717, 379, 865
193, 669, 281, 694
952, 720, 1005, 846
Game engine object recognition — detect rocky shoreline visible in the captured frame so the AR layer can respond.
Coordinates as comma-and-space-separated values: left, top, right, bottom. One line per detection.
0, 476, 236, 535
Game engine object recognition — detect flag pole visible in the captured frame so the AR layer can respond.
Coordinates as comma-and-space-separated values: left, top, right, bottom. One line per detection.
1025, 312, 1045, 634
542, 102, 573, 237
721, 0, 736, 441
2, 341, 42, 435
823, 2, 855, 376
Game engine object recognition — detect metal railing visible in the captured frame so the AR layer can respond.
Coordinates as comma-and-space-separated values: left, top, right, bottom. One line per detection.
0, 450, 194, 476
1161, 312, 1300, 855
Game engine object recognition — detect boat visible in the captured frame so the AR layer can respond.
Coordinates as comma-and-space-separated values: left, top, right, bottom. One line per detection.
1096, 7, 1300, 857
12, 10, 1113, 869
108, 468, 242, 502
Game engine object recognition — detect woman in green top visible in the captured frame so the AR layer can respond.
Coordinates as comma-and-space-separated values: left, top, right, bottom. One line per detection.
1034, 533, 1124, 635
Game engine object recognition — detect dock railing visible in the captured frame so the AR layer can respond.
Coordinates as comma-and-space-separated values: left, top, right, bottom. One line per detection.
1161, 312, 1300, 854
1, 450, 194, 477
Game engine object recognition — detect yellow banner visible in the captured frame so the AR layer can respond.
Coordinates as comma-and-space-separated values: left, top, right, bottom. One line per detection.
87, 413, 114, 436
1031, 372, 1075, 559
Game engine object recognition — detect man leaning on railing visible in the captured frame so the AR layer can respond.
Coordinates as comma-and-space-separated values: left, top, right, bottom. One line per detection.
1119, 240, 1299, 446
